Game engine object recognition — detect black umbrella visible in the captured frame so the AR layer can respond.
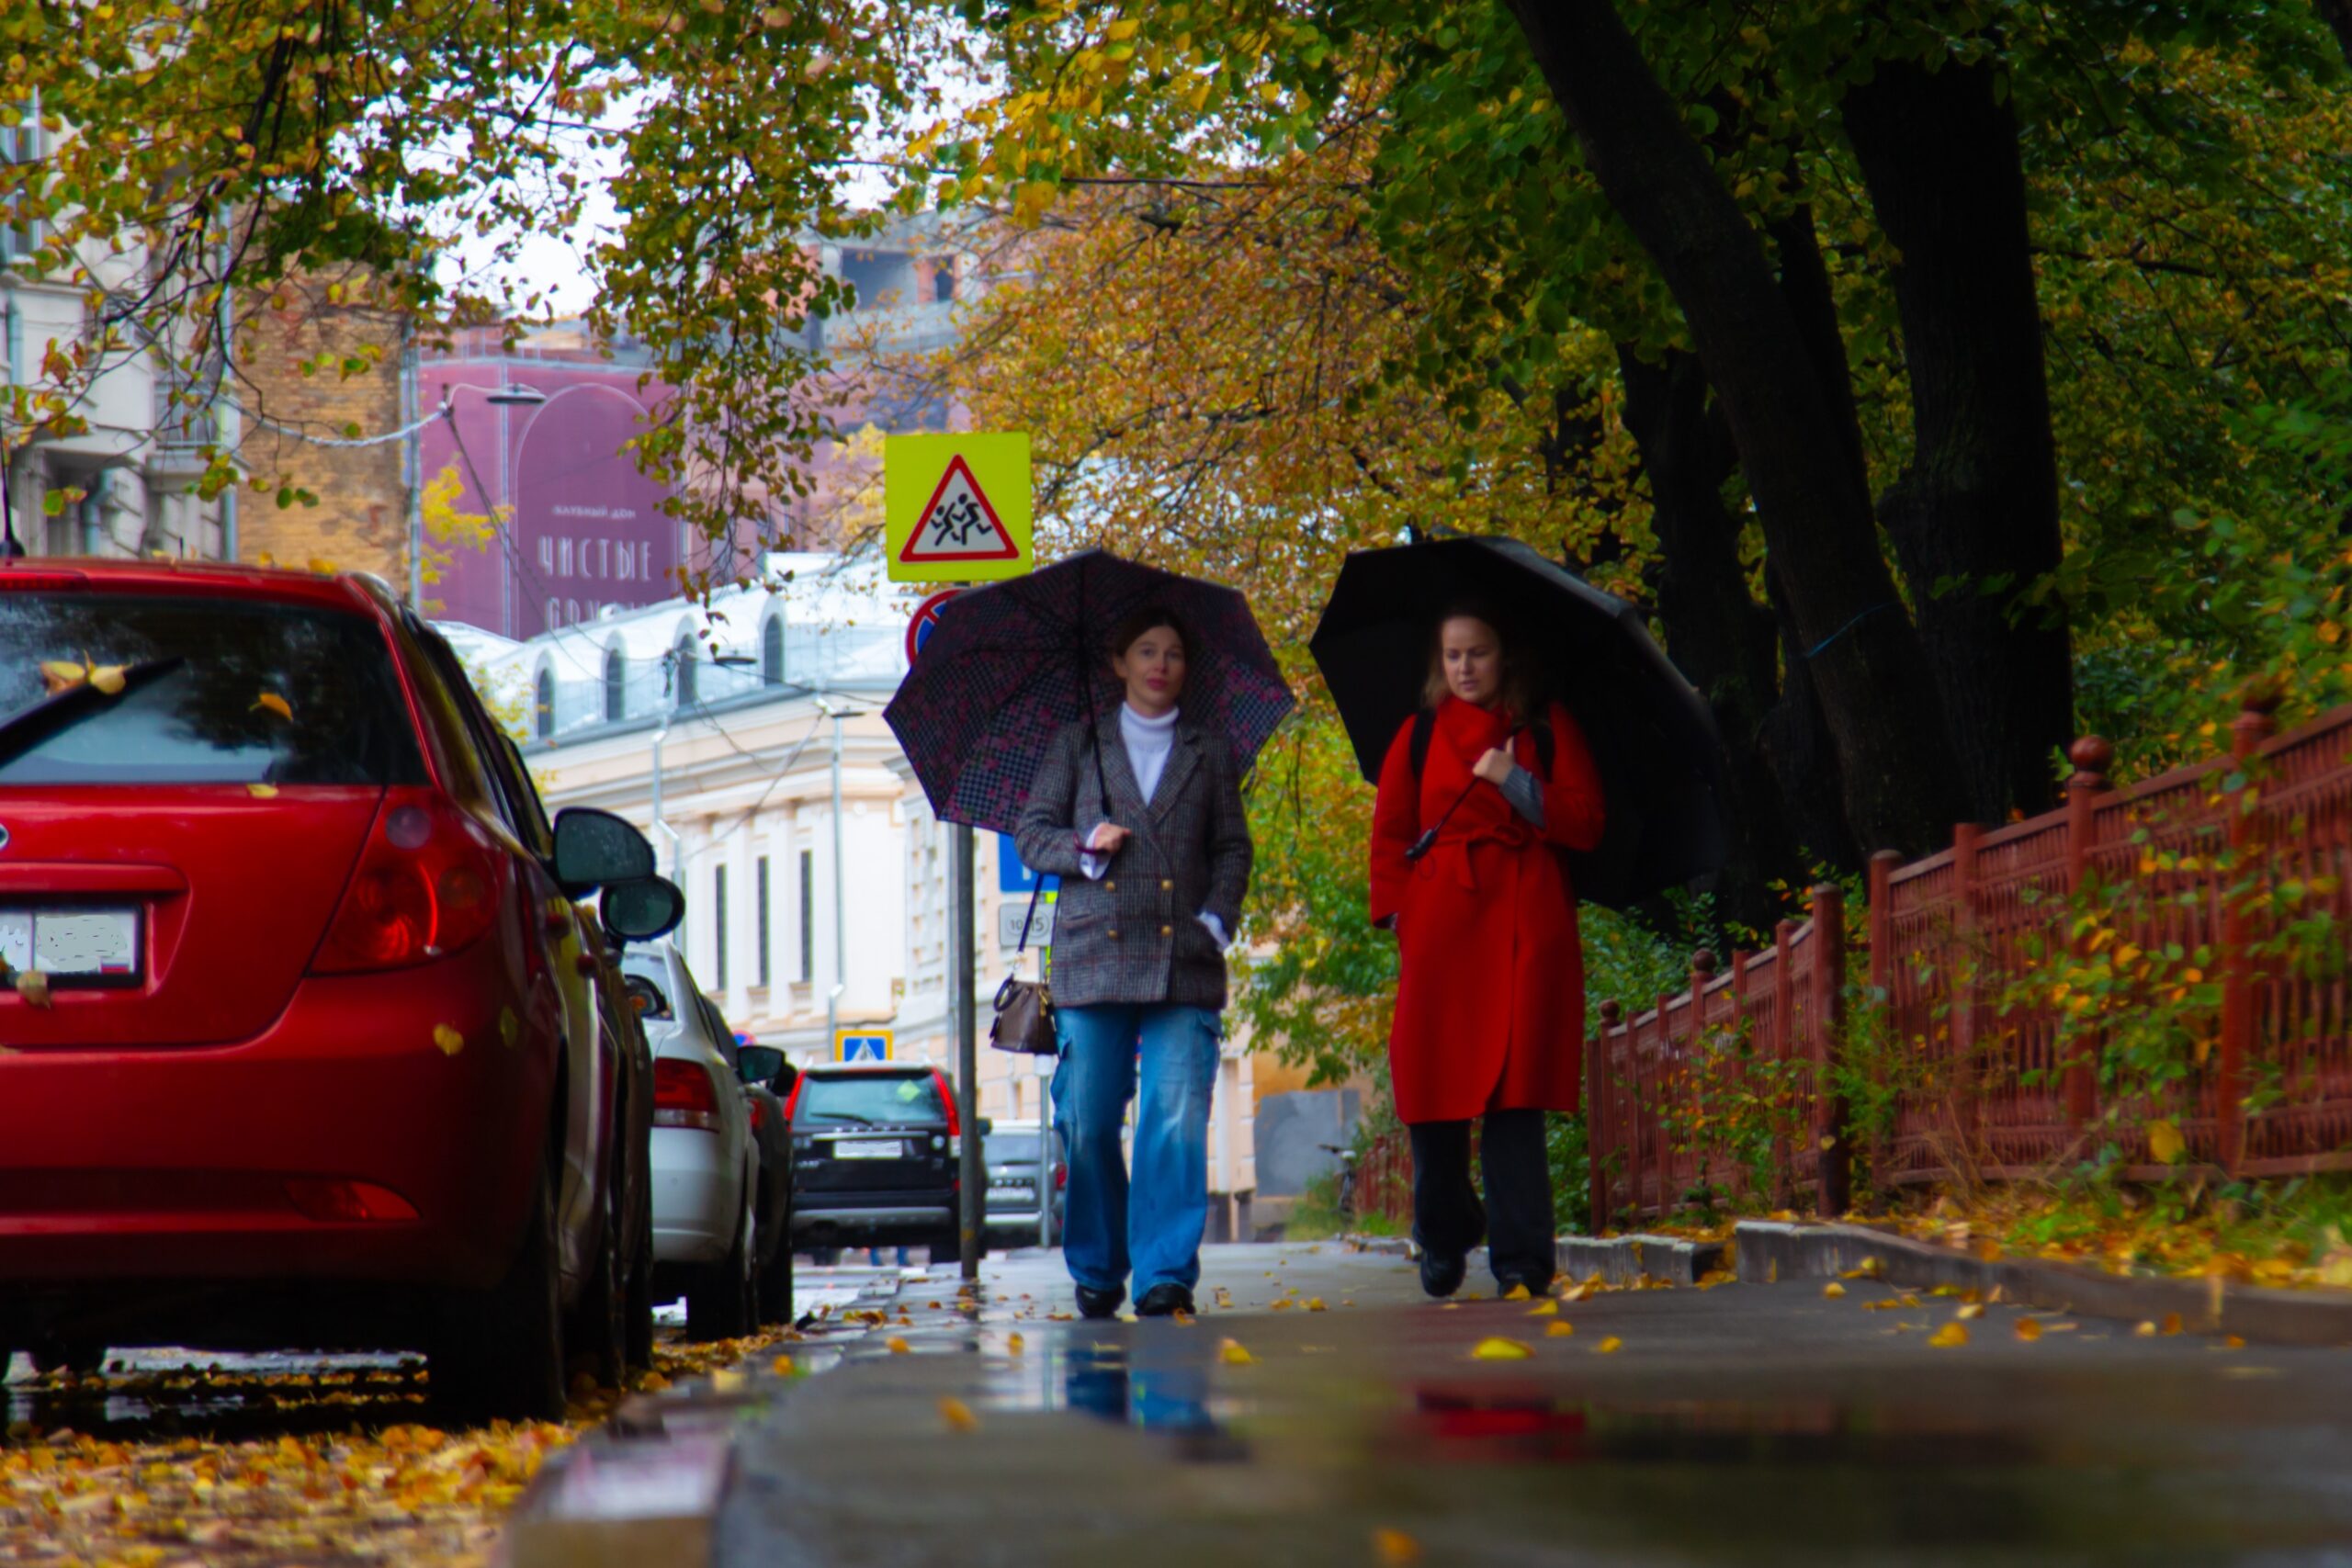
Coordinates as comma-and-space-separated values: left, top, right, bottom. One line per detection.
1308, 536, 1728, 910
884, 550, 1295, 834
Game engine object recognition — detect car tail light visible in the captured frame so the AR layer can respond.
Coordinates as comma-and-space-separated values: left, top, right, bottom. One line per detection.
1054, 1162, 1068, 1191
931, 1067, 960, 1136
654, 1058, 722, 1132
748, 1096, 768, 1134
311, 787, 506, 974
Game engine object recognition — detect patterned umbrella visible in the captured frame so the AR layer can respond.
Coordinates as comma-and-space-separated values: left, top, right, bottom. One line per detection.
885, 550, 1295, 833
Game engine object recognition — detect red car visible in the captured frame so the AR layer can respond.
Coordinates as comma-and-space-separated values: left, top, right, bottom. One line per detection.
0, 560, 680, 1421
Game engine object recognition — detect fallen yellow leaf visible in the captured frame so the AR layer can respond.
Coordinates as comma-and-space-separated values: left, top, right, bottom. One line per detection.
709, 1367, 746, 1394
886, 1337, 911, 1354
771, 1355, 797, 1376
1544, 1320, 1576, 1337
1823, 1281, 1847, 1298
1928, 1323, 1969, 1348
2148, 1120, 2186, 1164
1005, 1333, 1024, 1355
1470, 1337, 1532, 1360
1595, 1337, 1623, 1354
1955, 1303, 1984, 1320
88, 663, 126, 694
1306, 1297, 1328, 1312
2222, 1335, 2245, 1349
308, 557, 336, 574
2133, 1320, 2158, 1337
2015, 1318, 2044, 1342
938, 1396, 979, 1432
15, 970, 51, 1009
1526, 1299, 1559, 1316
1501, 1283, 1532, 1302
1219, 1338, 1255, 1366
1373, 1526, 1423, 1564
433, 1025, 464, 1056
40, 658, 86, 694
2161, 1312, 2183, 1337
247, 782, 279, 798
254, 691, 293, 720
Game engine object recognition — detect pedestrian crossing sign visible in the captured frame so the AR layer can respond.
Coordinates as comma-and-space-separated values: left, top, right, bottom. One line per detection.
836, 1029, 893, 1063
885, 434, 1033, 583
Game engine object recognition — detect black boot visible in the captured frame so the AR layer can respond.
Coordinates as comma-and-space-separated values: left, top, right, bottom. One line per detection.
1418, 1249, 1467, 1299
1075, 1284, 1124, 1320
1135, 1284, 1194, 1317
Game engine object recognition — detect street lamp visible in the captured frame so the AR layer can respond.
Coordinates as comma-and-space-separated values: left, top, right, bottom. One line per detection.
404, 381, 549, 611
812, 694, 867, 1049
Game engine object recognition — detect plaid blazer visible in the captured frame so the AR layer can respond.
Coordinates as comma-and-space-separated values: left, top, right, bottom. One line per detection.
1013, 716, 1254, 1010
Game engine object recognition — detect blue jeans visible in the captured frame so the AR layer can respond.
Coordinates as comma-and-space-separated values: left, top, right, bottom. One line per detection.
1052, 1002, 1220, 1298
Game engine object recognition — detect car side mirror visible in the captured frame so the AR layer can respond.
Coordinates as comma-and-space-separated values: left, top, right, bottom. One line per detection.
601, 875, 685, 944
552, 807, 656, 896
770, 1063, 799, 1100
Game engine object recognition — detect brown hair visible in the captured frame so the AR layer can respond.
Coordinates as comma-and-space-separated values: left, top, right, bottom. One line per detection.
1106, 604, 1192, 664
1423, 603, 1540, 720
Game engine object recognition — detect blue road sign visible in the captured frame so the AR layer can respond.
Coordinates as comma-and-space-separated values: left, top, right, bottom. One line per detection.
836, 1030, 892, 1063
997, 832, 1059, 897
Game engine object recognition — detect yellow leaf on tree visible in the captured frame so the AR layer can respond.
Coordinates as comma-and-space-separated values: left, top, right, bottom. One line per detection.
1471, 1337, 1532, 1360
2148, 1120, 2186, 1164
1928, 1323, 1969, 1348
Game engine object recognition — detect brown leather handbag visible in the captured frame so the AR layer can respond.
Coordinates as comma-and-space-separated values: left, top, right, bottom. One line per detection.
989, 881, 1058, 1055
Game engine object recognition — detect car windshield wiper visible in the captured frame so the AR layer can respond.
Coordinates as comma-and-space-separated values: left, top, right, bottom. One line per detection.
813, 1112, 880, 1127
0, 657, 186, 766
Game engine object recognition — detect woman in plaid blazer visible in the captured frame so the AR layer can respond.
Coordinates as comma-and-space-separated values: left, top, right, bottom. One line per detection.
1014, 605, 1254, 1321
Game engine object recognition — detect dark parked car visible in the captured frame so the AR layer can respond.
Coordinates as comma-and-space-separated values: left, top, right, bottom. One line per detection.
982, 1121, 1065, 1246
786, 1063, 979, 1259
733, 1043, 798, 1322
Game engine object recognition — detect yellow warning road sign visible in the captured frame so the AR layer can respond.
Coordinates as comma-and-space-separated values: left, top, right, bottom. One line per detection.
885, 434, 1033, 583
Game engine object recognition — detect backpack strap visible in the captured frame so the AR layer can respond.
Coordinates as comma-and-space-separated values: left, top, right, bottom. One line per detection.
1412, 706, 1554, 780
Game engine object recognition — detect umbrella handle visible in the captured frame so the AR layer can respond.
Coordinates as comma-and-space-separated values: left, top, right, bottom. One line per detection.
1401, 723, 1525, 863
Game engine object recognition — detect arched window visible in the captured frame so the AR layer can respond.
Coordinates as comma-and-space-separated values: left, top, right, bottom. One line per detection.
604, 645, 628, 722
762, 615, 785, 686
672, 636, 697, 710
533, 666, 555, 739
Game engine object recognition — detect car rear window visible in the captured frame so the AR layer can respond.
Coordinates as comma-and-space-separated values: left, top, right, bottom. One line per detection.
0, 593, 425, 785
990, 1133, 1042, 1162
797, 1072, 946, 1126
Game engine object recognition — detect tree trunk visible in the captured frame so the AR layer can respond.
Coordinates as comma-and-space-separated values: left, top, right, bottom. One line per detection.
1615, 344, 1809, 935
1505, 0, 1968, 857
1843, 55, 2074, 823
2317, 0, 2352, 66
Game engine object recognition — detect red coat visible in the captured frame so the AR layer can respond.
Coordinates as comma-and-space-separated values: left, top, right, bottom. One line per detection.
1368, 697, 1605, 1124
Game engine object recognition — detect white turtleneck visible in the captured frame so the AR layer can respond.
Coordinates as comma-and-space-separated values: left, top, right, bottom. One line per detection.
1080, 703, 1230, 950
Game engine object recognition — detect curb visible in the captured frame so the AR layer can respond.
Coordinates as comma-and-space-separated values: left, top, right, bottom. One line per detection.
1556, 1233, 1725, 1287
1735, 1221, 2352, 1348
499, 1269, 911, 1568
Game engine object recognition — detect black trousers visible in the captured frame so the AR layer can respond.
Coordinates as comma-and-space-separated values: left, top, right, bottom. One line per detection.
1408, 1108, 1555, 1288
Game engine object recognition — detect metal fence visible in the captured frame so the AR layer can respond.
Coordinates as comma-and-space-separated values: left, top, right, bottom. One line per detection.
1589, 687, 2352, 1223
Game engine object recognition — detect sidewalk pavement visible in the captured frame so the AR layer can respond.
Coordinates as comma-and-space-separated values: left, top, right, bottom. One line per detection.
707, 1243, 2352, 1566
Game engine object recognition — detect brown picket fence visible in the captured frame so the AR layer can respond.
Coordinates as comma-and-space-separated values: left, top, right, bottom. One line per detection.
1587, 688, 2352, 1224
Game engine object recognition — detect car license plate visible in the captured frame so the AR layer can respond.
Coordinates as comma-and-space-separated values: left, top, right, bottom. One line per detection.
835, 1139, 902, 1159
0, 907, 140, 980
995, 1183, 1035, 1201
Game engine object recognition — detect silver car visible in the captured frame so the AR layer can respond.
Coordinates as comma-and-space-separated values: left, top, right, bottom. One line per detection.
620, 943, 759, 1341
982, 1119, 1066, 1246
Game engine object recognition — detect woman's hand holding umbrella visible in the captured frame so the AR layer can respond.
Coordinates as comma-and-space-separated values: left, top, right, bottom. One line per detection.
1471, 749, 1515, 785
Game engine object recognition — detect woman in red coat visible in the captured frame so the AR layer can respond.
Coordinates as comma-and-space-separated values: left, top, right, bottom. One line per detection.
1368, 607, 1604, 1298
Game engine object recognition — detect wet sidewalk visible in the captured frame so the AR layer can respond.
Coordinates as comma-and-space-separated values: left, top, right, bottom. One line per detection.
712, 1243, 2352, 1566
